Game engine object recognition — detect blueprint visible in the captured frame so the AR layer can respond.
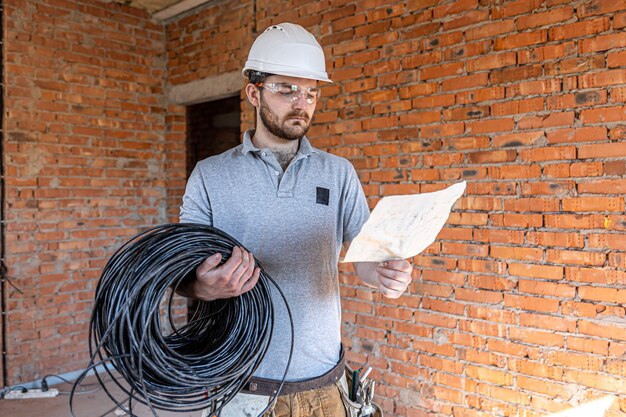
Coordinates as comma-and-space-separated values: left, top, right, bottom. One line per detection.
342, 181, 466, 263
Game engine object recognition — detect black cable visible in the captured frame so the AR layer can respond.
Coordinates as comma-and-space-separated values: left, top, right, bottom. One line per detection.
41, 373, 106, 395
71, 223, 293, 417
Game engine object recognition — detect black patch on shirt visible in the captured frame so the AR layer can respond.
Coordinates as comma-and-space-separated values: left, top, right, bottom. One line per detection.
316, 187, 329, 205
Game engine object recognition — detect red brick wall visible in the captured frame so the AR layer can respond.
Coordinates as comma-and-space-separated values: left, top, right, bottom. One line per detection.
3, 0, 167, 382
2, 0, 625, 416
165, 1, 626, 416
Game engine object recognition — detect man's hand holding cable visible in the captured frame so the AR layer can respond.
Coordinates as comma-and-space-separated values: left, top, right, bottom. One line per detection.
354, 259, 413, 299
178, 246, 260, 301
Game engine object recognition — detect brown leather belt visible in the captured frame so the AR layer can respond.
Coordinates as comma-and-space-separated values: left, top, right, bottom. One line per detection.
242, 347, 345, 396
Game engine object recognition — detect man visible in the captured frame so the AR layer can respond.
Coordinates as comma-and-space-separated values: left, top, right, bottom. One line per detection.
179, 22, 413, 417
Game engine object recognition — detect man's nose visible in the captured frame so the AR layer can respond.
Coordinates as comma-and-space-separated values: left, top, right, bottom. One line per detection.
291, 93, 309, 109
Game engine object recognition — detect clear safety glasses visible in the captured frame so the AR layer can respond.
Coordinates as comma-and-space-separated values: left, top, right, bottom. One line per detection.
255, 82, 321, 105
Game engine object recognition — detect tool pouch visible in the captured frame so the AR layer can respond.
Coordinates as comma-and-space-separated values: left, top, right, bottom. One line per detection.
336, 365, 383, 417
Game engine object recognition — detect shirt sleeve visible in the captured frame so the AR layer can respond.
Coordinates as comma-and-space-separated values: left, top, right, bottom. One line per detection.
341, 164, 370, 243
179, 164, 213, 225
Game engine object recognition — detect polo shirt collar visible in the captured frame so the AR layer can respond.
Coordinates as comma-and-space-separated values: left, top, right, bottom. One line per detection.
241, 130, 318, 157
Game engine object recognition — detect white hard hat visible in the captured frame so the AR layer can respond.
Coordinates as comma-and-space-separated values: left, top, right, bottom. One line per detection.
243, 23, 332, 83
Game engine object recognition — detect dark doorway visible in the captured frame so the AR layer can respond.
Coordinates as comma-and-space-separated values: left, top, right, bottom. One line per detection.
184, 95, 241, 321
186, 95, 241, 177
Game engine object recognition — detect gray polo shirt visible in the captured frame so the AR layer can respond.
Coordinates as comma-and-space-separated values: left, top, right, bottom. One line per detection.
180, 130, 369, 381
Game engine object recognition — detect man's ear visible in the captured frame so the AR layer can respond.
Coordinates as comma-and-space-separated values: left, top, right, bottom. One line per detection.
245, 83, 261, 108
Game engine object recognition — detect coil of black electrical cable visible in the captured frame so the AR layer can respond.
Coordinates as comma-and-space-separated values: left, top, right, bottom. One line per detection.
71, 223, 293, 417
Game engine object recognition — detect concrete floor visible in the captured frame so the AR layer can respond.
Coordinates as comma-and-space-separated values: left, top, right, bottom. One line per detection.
0, 374, 202, 417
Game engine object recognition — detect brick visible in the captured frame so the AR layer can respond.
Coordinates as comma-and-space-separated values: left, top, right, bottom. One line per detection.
492, 97, 544, 116
468, 150, 516, 164
547, 249, 606, 267
442, 74, 489, 92
519, 279, 575, 298
563, 196, 624, 212
457, 89, 506, 108
433, 0, 478, 18
401, 50, 441, 70
503, 196, 558, 211
467, 274, 516, 291
520, 312, 577, 332
517, 42, 577, 64
566, 336, 609, 355
494, 30, 548, 50
333, 39, 367, 56
466, 118, 515, 134
508, 263, 564, 280
466, 365, 513, 386
609, 125, 626, 139
579, 286, 626, 304
590, 233, 626, 252
519, 146, 576, 162
466, 52, 517, 73
420, 62, 464, 80
519, 111, 576, 129
548, 17, 610, 41
603, 161, 626, 175
401, 22, 441, 42
546, 56, 605, 77
459, 319, 507, 339
507, 79, 561, 97
492, 131, 545, 148
412, 94, 456, 109
580, 70, 626, 89
414, 340, 457, 357
617, 11, 626, 29
546, 126, 607, 144
366, 4, 404, 22
578, 0, 626, 17
490, 64, 543, 84
565, 369, 626, 391
490, 246, 543, 261
611, 85, 626, 102
489, 339, 542, 359
423, 298, 466, 316
393, 321, 434, 338
517, 376, 571, 398
580, 32, 626, 53
509, 327, 565, 347
609, 52, 626, 71
399, 82, 438, 99
443, 106, 489, 120
609, 253, 626, 269
343, 77, 377, 93
473, 229, 524, 245
578, 141, 626, 158
544, 213, 605, 229
441, 242, 489, 257
443, 136, 490, 150
548, 90, 607, 110
518, 6, 574, 30
493, 0, 543, 18
456, 288, 503, 304
465, 20, 515, 41
444, 40, 490, 60
546, 162, 597, 178
578, 179, 626, 193
567, 267, 626, 287
509, 358, 564, 380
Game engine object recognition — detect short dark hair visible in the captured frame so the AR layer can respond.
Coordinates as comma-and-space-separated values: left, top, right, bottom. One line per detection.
248, 71, 272, 85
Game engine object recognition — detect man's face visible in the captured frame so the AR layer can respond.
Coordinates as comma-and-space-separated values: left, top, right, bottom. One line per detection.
258, 75, 318, 141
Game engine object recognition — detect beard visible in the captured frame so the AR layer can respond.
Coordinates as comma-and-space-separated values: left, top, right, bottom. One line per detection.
259, 98, 311, 141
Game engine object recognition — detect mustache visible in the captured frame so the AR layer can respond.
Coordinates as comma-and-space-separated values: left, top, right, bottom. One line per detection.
286, 111, 310, 121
